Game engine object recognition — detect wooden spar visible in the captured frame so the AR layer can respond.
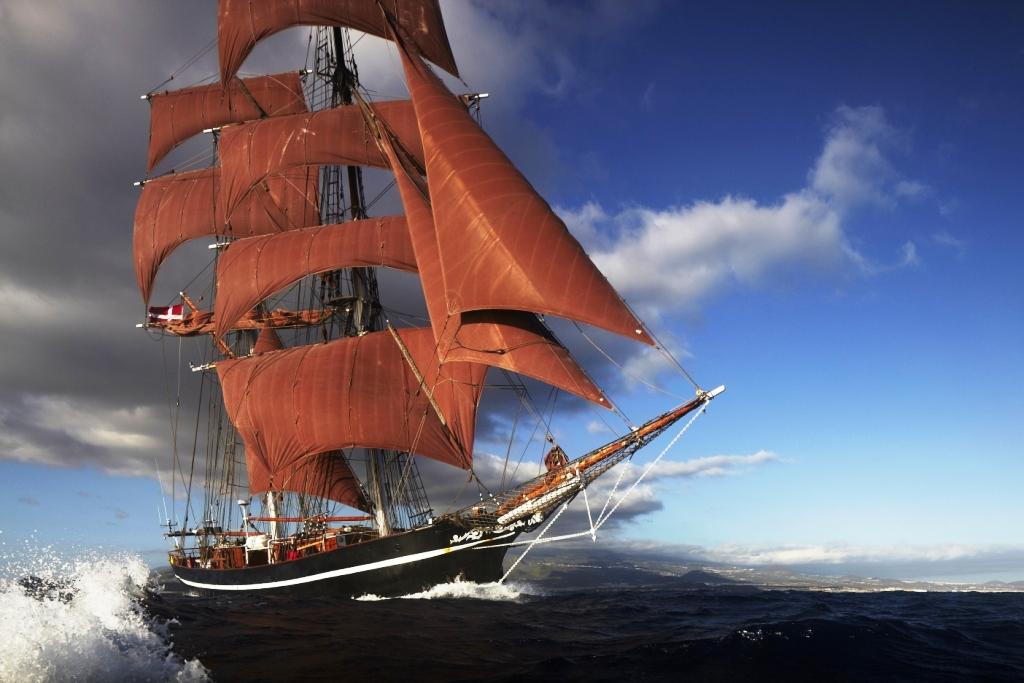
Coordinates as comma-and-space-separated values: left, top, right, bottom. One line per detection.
145, 308, 334, 336
573, 394, 708, 472
493, 388, 724, 518
386, 321, 447, 428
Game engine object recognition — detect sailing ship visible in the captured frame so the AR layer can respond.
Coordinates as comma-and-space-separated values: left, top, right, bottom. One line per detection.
135, 0, 724, 596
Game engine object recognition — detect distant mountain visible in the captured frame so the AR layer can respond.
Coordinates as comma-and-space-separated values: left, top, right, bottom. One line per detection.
513, 545, 1024, 593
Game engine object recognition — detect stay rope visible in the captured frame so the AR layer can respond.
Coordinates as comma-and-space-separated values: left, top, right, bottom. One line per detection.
496, 398, 710, 581
571, 321, 685, 405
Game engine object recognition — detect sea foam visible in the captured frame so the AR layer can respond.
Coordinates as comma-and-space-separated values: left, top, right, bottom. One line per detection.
0, 543, 207, 683
356, 577, 538, 602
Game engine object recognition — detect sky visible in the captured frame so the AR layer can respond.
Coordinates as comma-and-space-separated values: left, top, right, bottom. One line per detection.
0, 1, 1021, 583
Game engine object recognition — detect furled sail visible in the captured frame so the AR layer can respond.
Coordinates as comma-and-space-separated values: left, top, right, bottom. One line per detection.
133, 166, 319, 304
380, 136, 609, 406
393, 29, 654, 346
249, 452, 368, 511
213, 216, 418, 340
146, 72, 307, 172
150, 308, 334, 337
217, 101, 422, 222
217, 0, 458, 85
217, 328, 486, 489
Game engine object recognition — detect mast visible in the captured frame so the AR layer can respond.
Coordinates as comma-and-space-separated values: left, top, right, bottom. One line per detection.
313, 25, 431, 536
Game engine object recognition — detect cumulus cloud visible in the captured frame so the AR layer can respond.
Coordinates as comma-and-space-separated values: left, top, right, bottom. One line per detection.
809, 105, 927, 209
418, 449, 780, 535
564, 105, 924, 321
648, 450, 779, 479
0, 394, 166, 477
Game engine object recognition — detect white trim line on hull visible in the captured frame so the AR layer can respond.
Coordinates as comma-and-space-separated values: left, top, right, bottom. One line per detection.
173, 533, 514, 591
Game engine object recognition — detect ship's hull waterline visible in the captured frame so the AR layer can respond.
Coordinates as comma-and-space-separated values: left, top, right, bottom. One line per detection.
172, 520, 518, 597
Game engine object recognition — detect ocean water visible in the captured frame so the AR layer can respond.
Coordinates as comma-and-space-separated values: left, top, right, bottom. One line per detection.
0, 550, 207, 682
3, 552, 1024, 682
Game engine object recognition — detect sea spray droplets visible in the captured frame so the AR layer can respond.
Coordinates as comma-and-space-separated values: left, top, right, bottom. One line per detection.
0, 546, 208, 682
355, 578, 541, 602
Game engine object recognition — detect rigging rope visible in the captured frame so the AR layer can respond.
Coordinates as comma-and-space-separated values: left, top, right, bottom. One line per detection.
594, 401, 708, 530
498, 398, 524, 490
571, 320, 684, 405
499, 497, 573, 584
646, 325, 703, 393
146, 37, 217, 95
496, 399, 711, 579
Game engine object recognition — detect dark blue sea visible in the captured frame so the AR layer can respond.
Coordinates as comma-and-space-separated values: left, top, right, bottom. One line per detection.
3, 553, 1023, 682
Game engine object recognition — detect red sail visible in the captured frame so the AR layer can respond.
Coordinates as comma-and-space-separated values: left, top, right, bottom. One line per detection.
248, 452, 368, 511
252, 327, 284, 354
147, 72, 307, 172
217, 328, 485, 485
379, 122, 609, 407
133, 166, 319, 304
218, 101, 422, 222
217, 0, 458, 85
214, 216, 418, 340
395, 40, 654, 346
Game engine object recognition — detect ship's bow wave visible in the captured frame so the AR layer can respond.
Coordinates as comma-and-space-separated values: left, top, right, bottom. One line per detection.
356, 578, 540, 602
0, 549, 208, 682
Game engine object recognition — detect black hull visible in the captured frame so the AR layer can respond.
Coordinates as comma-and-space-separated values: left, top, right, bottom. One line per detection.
172, 519, 518, 597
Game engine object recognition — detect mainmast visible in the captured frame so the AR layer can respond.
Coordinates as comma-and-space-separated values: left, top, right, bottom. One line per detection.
311, 26, 431, 536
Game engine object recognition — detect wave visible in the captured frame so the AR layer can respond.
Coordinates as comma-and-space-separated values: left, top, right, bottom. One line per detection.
356, 577, 539, 602
0, 547, 208, 683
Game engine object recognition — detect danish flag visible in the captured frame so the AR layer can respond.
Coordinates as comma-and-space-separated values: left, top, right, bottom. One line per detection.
147, 304, 185, 323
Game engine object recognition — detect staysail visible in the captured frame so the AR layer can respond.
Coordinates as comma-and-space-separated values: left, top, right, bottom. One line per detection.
378, 131, 609, 406
391, 22, 654, 346
146, 72, 307, 172
217, 0, 459, 85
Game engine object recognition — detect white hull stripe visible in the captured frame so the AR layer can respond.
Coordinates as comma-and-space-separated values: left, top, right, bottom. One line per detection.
174, 533, 514, 591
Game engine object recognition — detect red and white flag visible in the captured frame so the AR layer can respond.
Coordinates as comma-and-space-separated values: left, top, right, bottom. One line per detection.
147, 304, 185, 322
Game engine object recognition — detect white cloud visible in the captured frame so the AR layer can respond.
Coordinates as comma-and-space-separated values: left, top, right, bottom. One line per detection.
899, 241, 920, 267
695, 542, 1022, 567
556, 450, 781, 532
420, 449, 780, 536
809, 105, 925, 209
649, 450, 780, 479
580, 192, 854, 317
933, 231, 967, 257
0, 395, 165, 477
562, 105, 925, 320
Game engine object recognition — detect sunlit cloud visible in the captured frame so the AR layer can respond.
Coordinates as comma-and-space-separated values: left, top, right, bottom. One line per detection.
565, 105, 925, 321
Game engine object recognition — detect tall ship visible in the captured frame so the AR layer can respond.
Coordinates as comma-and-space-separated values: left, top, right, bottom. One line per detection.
135, 0, 724, 596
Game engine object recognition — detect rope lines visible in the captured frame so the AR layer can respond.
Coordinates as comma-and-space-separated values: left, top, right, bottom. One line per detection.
497, 399, 711, 582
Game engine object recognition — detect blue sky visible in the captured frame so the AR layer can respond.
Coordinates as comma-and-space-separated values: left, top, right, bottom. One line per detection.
0, 1, 1021, 581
